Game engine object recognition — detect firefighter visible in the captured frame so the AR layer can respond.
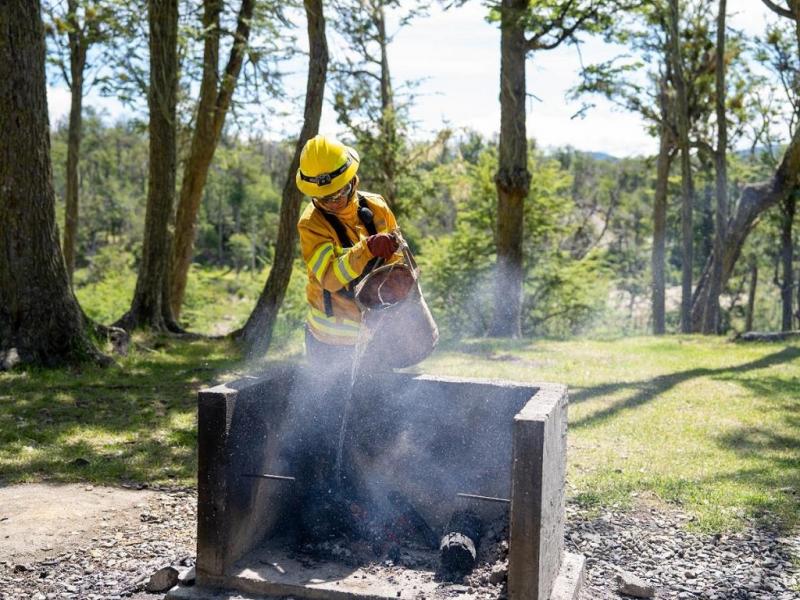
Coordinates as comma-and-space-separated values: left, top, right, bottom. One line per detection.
296, 134, 401, 362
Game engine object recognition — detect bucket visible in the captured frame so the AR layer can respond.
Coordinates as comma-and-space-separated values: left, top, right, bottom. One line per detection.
353, 240, 439, 369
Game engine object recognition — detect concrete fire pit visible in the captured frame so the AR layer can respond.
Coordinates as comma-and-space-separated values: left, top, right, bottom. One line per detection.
167, 364, 583, 600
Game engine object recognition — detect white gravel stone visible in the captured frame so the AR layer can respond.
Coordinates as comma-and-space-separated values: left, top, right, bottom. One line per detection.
145, 565, 179, 592
615, 570, 655, 598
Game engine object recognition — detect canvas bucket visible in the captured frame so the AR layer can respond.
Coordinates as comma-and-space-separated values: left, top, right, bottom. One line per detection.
353, 242, 439, 369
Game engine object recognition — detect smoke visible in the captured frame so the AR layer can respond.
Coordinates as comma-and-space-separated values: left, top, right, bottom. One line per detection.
253, 251, 528, 546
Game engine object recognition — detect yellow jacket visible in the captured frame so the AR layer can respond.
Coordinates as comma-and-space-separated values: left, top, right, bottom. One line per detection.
298, 190, 398, 345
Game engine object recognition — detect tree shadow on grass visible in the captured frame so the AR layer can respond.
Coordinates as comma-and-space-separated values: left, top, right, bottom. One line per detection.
707, 376, 800, 528
570, 354, 800, 530
569, 346, 800, 430
695, 456, 800, 530
0, 337, 246, 488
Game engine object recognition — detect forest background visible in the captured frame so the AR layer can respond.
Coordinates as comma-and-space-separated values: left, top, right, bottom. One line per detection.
1, 0, 800, 366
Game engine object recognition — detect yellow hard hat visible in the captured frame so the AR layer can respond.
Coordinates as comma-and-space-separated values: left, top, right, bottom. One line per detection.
296, 135, 360, 197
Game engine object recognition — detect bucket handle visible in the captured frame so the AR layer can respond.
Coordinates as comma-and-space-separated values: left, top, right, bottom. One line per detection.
369, 241, 418, 307
390, 229, 418, 277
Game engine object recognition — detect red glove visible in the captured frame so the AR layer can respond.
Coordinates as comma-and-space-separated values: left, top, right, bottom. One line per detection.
366, 233, 399, 260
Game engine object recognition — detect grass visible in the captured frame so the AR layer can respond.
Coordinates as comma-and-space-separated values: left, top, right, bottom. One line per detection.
2, 267, 799, 532
420, 336, 800, 532
0, 337, 248, 488
1, 264, 306, 490
74, 264, 274, 335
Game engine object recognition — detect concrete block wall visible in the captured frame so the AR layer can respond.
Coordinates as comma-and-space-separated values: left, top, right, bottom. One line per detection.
508, 384, 568, 600
194, 366, 571, 600
196, 365, 297, 585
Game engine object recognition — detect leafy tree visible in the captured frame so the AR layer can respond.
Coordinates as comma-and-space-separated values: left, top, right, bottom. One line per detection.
330, 0, 424, 212
44, 0, 117, 282
690, 0, 800, 332
754, 6, 800, 330
488, 0, 635, 338
0, 0, 107, 367
666, 0, 696, 333
237, 0, 329, 356
701, 0, 728, 333
115, 0, 180, 332
573, 0, 751, 334
169, 0, 256, 319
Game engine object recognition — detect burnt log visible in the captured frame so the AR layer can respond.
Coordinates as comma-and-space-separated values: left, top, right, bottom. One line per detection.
439, 510, 483, 575
387, 491, 439, 549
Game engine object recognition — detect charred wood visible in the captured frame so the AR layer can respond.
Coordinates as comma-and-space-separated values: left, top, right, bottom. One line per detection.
439, 510, 483, 576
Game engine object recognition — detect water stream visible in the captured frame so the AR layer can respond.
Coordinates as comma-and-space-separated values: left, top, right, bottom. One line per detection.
332, 307, 390, 489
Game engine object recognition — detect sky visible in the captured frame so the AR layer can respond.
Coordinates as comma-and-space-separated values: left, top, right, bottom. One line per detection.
47, 1, 777, 158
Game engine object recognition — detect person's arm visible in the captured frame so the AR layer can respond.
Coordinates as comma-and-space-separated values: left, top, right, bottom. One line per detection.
299, 220, 375, 292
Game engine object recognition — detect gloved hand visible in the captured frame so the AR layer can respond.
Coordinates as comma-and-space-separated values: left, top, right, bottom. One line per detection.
366, 233, 399, 260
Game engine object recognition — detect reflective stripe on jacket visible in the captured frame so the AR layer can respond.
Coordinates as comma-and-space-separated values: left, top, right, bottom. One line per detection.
298, 190, 398, 346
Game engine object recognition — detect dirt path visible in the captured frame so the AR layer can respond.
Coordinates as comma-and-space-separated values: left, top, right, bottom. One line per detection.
0, 483, 158, 566
1, 484, 798, 599
0, 484, 194, 600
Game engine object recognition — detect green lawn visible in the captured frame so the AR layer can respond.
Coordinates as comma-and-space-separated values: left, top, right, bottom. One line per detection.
421, 336, 800, 532
1, 333, 798, 533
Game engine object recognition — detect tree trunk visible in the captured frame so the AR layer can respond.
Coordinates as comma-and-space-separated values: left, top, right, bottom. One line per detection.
376, 4, 397, 211
745, 259, 757, 332
780, 195, 795, 331
668, 0, 694, 334
63, 1, 86, 284
116, 0, 179, 332
652, 118, 672, 335
169, 0, 255, 319
797, 264, 800, 329
489, 0, 530, 338
0, 0, 105, 368
236, 0, 328, 356
699, 182, 714, 266
691, 120, 800, 323
702, 0, 728, 334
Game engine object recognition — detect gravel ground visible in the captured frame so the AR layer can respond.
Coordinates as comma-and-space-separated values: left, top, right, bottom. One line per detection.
0, 487, 196, 600
1, 488, 798, 599
569, 501, 800, 600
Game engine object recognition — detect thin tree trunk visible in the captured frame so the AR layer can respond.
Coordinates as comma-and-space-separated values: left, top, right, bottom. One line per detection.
652, 120, 672, 335
745, 259, 757, 332
703, 0, 728, 334
63, 2, 86, 284
796, 264, 800, 329
376, 4, 397, 210
169, 0, 255, 319
0, 0, 106, 367
115, 0, 179, 332
668, 0, 694, 334
236, 0, 328, 356
699, 182, 714, 265
489, 0, 530, 338
780, 195, 795, 331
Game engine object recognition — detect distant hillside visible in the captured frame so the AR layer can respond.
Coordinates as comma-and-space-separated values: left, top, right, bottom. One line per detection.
586, 151, 620, 162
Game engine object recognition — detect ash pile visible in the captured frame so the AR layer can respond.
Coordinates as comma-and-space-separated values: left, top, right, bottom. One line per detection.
286, 488, 511, 597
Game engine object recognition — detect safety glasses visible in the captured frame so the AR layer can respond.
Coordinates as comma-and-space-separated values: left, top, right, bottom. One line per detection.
315, 180, 353, 204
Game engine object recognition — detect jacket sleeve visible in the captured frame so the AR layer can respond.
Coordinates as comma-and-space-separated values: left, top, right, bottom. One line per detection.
298, 218, 375, 292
